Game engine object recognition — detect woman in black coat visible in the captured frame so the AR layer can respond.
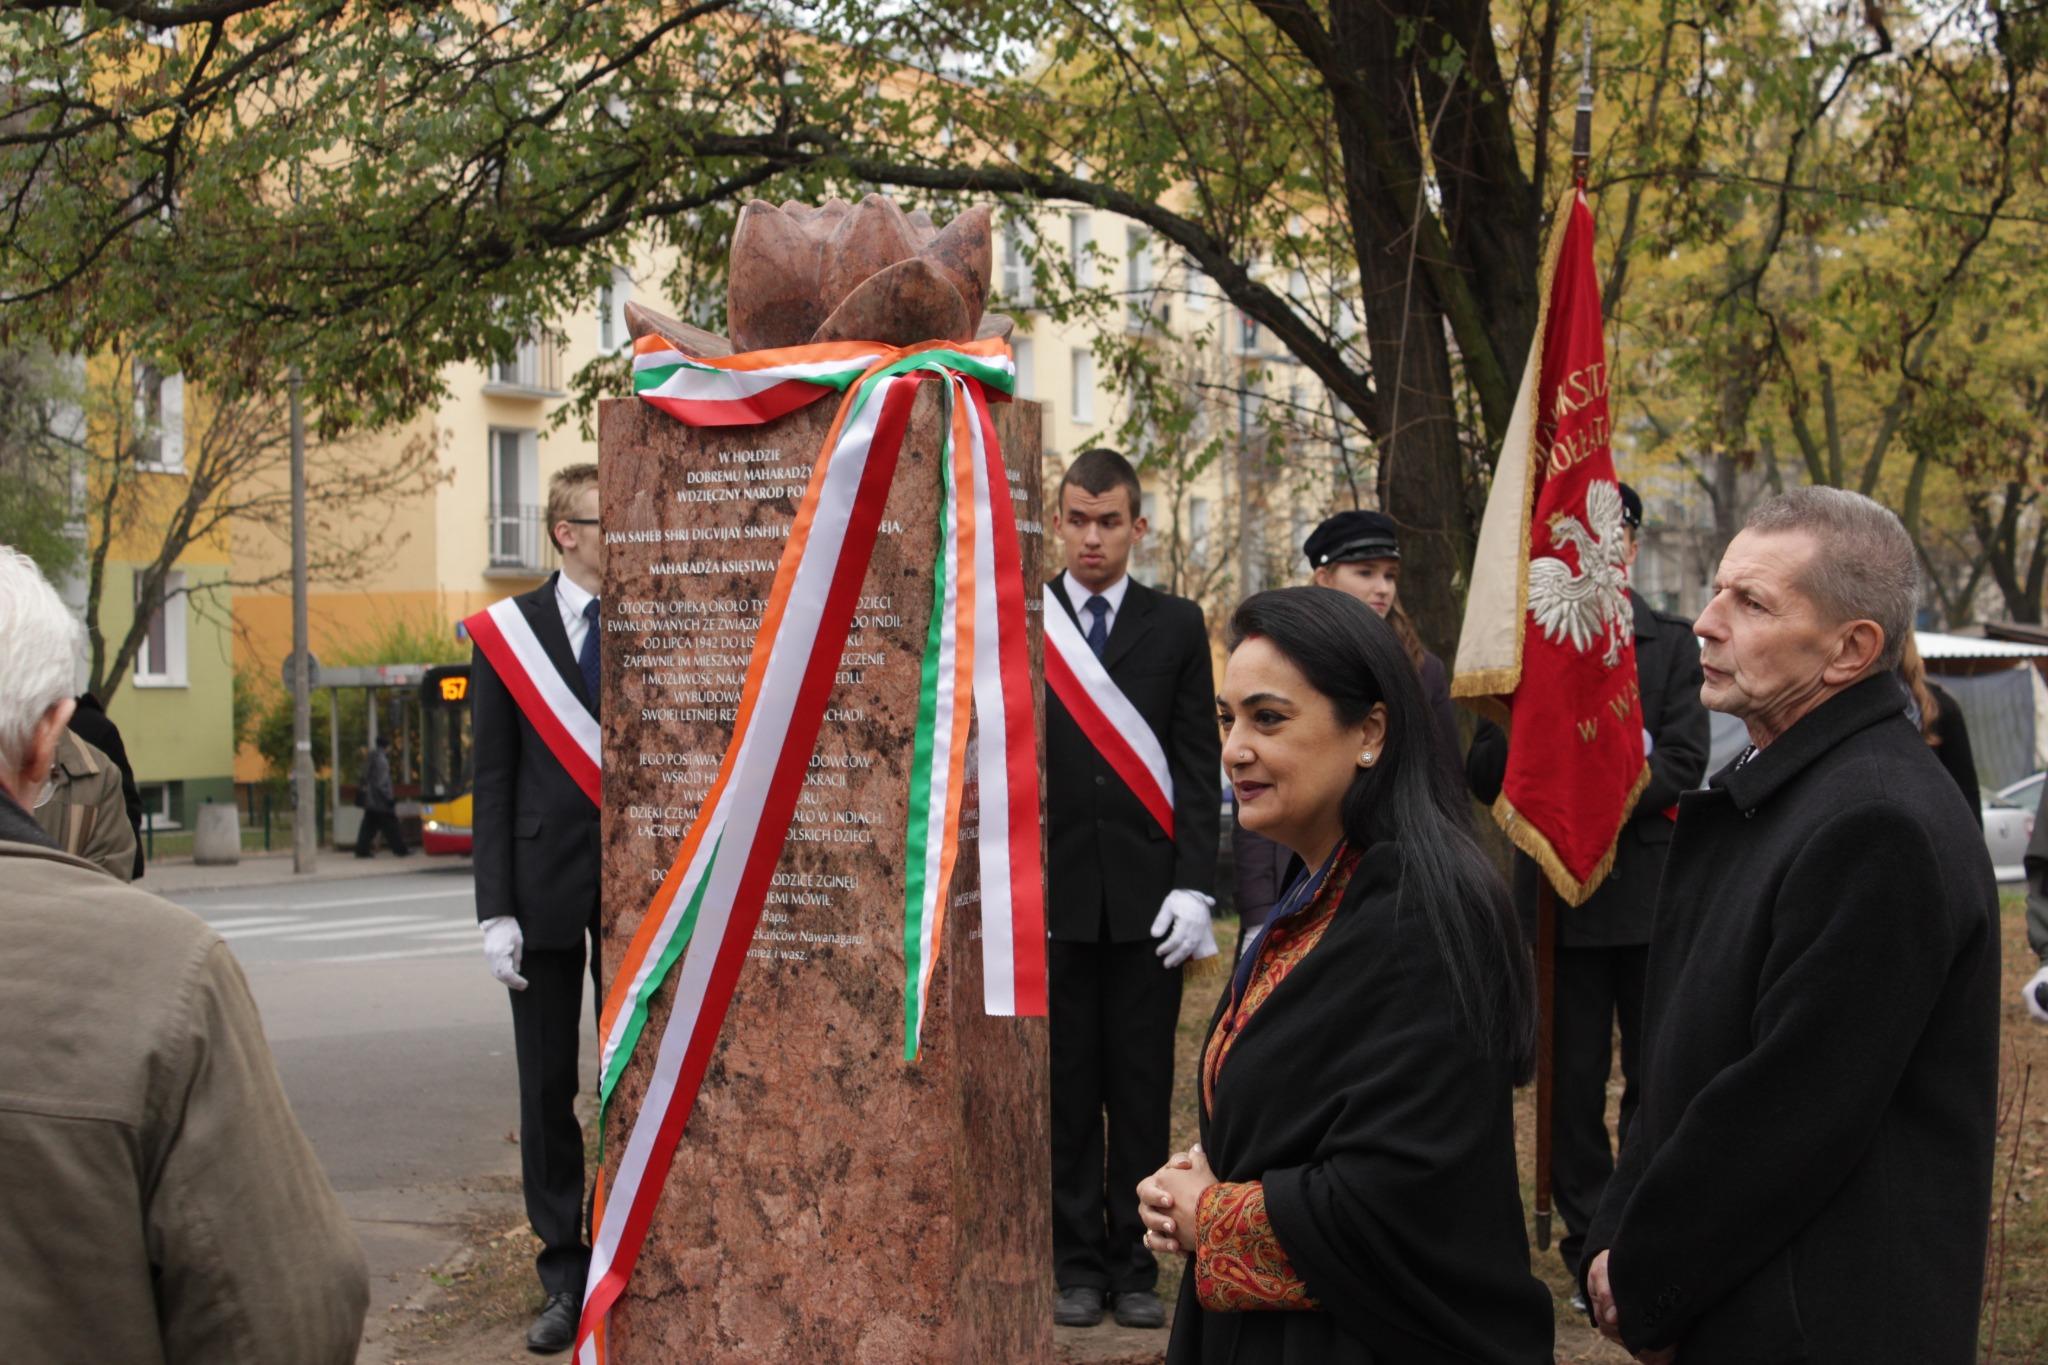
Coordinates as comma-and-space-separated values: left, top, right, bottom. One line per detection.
1899, 633, 1980, 825
1138, 587, 1552, 1364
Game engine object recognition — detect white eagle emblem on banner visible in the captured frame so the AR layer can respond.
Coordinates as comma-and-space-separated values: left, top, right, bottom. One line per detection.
1528, 479, 1632, 669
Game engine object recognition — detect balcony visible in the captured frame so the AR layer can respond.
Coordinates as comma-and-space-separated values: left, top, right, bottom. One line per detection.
486, 502, 549, 576
482, 335, 564, 398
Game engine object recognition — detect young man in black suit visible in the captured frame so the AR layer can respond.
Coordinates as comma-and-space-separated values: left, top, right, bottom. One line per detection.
1045, 448, 1221, 1331
470, 463, 604, 1354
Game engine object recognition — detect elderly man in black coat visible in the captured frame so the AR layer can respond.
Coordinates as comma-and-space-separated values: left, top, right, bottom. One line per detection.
1582, 487, 2000, 1364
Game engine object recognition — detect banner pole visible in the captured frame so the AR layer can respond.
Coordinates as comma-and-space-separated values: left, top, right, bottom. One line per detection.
1533, 875, 1557, 1252
1571, 14, 1594, 186
1534, 23, 1590, 1259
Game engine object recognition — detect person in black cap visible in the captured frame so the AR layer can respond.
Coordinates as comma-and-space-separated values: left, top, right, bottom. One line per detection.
1231, 510, 1466, 950
1465, 481, 1711, 1300
1301, 510, 1463, 777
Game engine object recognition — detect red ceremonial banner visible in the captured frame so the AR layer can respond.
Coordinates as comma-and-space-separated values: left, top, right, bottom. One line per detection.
1453, 189, 1647, 904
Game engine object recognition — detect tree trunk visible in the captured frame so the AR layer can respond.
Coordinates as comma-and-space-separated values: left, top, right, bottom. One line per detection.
1326, 4, 1475, 659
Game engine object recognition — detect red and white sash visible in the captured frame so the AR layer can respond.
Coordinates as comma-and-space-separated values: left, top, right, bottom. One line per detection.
1043, 584, 1174, 838
465, 596, 602, 807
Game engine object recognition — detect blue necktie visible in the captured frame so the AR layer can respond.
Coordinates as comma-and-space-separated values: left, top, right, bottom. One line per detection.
579, 597, 601, 703
1084, 595, 1110, 659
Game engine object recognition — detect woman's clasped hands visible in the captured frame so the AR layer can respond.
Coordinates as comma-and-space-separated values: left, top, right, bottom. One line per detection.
1136, 1145, 1219, 1257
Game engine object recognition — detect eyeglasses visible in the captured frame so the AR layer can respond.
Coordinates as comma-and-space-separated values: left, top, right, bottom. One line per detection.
561, 518, 599, 525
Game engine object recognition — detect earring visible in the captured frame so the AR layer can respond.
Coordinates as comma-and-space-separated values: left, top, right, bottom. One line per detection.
1359, 750, 1374, 767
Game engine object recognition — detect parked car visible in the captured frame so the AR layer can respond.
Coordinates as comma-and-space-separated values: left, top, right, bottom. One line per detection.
1983, 772, 2043, 883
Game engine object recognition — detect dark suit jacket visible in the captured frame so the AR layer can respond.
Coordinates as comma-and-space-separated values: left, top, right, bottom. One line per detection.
470, 574, 602, 949
1046, 576, 1220, 943
1467, 590, 1710, 947
1582, 673, 2000, 1363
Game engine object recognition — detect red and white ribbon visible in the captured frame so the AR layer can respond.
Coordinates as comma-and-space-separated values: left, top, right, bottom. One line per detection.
465, 596, 601, 806
1042, 585, 1174, 838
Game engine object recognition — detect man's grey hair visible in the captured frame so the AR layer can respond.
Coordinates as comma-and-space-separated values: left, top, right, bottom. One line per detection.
1744, 486, 1919, 673
0, 547, 84, 778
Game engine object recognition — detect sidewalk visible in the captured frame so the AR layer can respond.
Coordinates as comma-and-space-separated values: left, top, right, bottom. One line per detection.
137, 849, 474, 898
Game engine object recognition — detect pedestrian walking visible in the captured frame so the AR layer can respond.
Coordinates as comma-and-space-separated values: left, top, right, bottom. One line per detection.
353, 733, 409, 857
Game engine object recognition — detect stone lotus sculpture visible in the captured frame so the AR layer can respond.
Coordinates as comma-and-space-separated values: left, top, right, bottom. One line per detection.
626, 194, 1012, 355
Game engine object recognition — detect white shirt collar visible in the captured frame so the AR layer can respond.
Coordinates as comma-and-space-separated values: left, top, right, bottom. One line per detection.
555, 569, 596, 624
1063, 569, 1129, 615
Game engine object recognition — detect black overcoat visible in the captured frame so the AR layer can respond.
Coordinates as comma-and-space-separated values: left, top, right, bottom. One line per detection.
1467, 589, 1711, 946
1046, 576, 1221, 942
470, 573, 603, 948
1924, 679, 1981, 828
1167, 841, 1553, 1365
1582, 673, 2000, 1363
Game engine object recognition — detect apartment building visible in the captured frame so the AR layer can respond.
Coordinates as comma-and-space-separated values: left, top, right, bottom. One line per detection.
32, 354, 243, 834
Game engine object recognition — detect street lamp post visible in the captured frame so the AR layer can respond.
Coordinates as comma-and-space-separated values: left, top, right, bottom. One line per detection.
290, 366, 316, 874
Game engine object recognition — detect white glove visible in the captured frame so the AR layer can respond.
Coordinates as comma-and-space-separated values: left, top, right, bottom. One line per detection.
481, 915, 528, 991
1150, 890, 1218, 969
2025, 964, 2048, 1024
1642, 727, 1655, 756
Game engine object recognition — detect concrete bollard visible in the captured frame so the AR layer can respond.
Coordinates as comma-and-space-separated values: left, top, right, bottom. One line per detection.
193, 801, 241, 866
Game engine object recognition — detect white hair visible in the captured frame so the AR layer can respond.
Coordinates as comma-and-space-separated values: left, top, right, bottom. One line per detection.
0, 547, 85, 778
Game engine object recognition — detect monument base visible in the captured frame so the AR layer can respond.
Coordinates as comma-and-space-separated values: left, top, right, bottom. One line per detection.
599, 383, 1051, 1363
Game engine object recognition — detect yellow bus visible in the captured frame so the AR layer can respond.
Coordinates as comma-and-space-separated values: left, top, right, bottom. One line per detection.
418, 665, 474, 855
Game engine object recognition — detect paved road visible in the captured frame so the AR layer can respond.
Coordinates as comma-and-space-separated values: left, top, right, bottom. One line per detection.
160, 861, 596, 1353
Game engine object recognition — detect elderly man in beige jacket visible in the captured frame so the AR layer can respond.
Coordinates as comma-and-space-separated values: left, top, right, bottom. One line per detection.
0, 547, 367, 1363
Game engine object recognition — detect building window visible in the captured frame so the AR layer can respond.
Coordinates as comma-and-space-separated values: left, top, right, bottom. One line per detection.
1001, 219, 1034, 306
487, 429, 543, 572
134, 569, 188, 687
138, 782, 183, 831
1068, 213, 1092, 288
1238, 313, 1260, 354
487, 332, 561, 394
1070, 348, 1095, 426
1125, 227, 1156, 328
1011, 338, 1034, 399
134, 363, 185, 472
598, 264, 633, 352
1189, 496, 1213, 562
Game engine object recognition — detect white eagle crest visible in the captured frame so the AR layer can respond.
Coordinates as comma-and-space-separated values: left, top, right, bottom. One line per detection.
1528, 479, 1632, 669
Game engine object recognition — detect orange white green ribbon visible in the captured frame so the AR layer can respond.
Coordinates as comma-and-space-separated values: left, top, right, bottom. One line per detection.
575, 333, 1044, 1361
